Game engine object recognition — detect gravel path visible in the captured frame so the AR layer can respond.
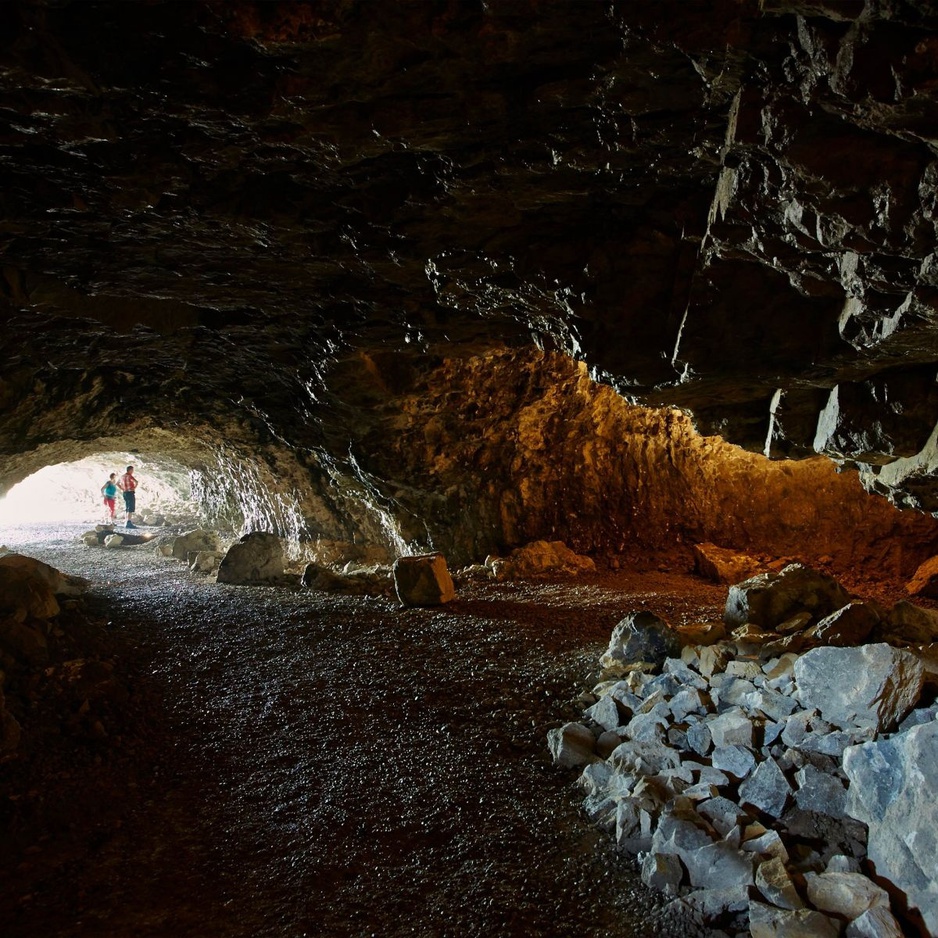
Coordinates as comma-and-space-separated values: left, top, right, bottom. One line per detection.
0, 523, 728, 938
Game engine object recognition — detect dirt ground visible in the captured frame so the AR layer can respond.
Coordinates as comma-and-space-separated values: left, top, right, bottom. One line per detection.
0, 523, 924, 938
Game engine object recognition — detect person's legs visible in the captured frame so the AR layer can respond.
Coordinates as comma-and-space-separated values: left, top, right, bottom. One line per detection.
124, 490, 136, 527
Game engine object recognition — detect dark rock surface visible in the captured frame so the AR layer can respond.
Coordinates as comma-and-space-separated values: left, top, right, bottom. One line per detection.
2, 1, 938, 555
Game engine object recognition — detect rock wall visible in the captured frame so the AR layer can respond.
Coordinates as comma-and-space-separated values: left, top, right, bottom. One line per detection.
335, 348, 938, 575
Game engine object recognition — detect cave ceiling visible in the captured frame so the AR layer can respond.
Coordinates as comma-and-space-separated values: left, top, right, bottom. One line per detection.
3, 0, 938, 515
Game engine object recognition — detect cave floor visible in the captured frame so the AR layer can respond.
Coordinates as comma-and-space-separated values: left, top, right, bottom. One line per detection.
0, 523, 916, 938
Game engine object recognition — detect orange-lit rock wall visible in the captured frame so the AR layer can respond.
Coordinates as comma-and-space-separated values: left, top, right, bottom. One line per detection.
345, 348, 938, 577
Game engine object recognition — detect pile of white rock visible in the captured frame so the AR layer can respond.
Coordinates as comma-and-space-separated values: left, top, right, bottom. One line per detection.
549, 563, 938, 938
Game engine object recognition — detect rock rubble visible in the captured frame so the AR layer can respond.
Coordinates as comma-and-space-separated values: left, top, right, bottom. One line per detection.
550, 563, 938, 937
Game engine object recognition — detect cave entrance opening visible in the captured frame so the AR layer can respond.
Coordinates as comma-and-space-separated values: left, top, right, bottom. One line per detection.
0, 453, 199, 527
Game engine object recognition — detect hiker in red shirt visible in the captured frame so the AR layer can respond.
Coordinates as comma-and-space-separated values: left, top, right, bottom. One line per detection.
118, 465, 138, 528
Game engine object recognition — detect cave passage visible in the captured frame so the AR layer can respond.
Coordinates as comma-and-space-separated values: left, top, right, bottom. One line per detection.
0, 522, 734, 938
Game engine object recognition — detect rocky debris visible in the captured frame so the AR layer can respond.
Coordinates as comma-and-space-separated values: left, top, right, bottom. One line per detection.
216, 532, 285, 585
104, 534, 124, 549
693, 543, 764, 586
487, 541, 596, 580
302, 562, 392, 597
554, 564, 938, 936
392, 553, 456, 607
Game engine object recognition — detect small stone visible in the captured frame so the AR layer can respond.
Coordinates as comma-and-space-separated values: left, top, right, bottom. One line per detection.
669, 687, 708, 722
755, 856, 804, 910
794, 765, 847, 819
711, 744, 756, 779
584, 694, 623, 732
686, 720, 713, 756
804, 871, 891, 921
698, 644, 732, 679
706, 708, 755, 748
547, 722, 596, 768
641, 851, 684, 894
748, 901, 841, 938
595, 729, 624, 758
738, 756, 791, 819
683, 840, 755, 890
742, 829, 789, 862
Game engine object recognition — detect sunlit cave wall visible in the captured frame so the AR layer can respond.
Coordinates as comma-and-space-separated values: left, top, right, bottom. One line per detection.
318, 347, 938, 577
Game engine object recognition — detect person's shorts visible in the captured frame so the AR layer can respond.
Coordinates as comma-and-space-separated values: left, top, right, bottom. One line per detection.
123, 491, 136, 512
104, 497, 115, 511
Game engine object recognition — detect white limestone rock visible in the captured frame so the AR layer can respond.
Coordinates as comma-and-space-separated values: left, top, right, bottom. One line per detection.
794, 765, 847, 819
706, 708, 755, 748
104, 534, 124, 549
683, 840, 755, 890
641, 851, 683, 894
547, 721, 596, 768
794, 644, 925, 732
584, 694, 622, 732
738, 756, 791, 819
600, 610, 682, 671
711, 744, 756, 780
843, 721, 938, 934
607, 738, 681, 776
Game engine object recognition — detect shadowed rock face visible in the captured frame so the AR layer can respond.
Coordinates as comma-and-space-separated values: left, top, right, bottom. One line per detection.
2, 0, 938, 560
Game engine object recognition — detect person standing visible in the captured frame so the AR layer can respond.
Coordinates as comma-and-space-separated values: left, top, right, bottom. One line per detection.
118, 465, 138, 528
100, 472, 118, 523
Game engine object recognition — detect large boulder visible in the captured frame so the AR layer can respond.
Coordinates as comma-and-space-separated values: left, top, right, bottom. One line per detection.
171, 529, 221, 561
600, 611, 682, 672
392, 554, 456, 606
724, 564, 851, 630
216, 532, 284, 585
0, 553, 87, 596
303, 563, 391, 597
0, 565, 60, 622
490, 540, 596, 579
844, 722, 938, 935
794, 644, 924, 733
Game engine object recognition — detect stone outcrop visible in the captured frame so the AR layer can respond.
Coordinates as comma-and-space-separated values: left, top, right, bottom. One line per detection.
555, 565, 937, 936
